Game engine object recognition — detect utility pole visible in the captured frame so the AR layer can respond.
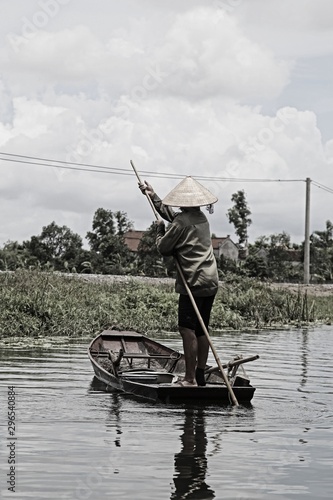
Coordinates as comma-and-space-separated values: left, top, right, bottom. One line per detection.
304, 177, 311, 285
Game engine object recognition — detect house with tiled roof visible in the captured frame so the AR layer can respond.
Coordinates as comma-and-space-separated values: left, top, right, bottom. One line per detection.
124, 230, 145, 252
211, 236, 239, 261
125, 230, 239, 261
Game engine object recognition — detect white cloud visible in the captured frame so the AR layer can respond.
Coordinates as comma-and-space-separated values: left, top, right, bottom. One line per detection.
238, 0, 333, 57
0, 1, 332, 247
4, 6, 290, 103
6, 25, 119, 82
153, 7, 290, 101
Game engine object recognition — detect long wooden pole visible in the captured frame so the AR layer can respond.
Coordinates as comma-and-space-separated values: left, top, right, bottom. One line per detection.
130, 160, 239, 406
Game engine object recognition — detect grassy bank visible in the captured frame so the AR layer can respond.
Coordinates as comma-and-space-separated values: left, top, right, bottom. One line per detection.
0, 270, 332, 338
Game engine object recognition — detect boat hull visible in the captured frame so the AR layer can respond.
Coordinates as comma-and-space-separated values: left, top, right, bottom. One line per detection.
88, 330, 257, 404
121, 378, 255, 403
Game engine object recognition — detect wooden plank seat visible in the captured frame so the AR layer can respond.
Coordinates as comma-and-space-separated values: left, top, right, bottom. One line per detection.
91, 350, 177, 360
121, 352, 178, 369
108, 348, 180, 370
122, 353, 174, 359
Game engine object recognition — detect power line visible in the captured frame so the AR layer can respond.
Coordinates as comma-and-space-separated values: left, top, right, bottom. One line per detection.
0, 151, 306, 183
0, 156, 134, 176
0, 152, 134, 176
0, 152, 188, 179
312, 180, 333, 195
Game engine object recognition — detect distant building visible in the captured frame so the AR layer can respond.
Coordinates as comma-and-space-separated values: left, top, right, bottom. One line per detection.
124, 230, 145, 252
252, 248, 268, 261
124, 230, 239, 261
211, 236, 239, 261
252, 247, 302, 267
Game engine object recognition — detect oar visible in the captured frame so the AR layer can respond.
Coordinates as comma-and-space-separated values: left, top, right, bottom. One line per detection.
130, 160, 239, 406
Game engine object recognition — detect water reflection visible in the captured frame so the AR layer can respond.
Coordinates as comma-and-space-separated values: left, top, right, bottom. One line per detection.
0, 329, 330, 499
89, 375, 109, 392
300, 329, 309, 388
108, 393, 122, 447
89, 376, 123, 446
171, 409, 215, 500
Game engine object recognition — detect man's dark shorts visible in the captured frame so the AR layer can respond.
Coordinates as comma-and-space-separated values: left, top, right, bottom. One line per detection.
178, 294, 216, 337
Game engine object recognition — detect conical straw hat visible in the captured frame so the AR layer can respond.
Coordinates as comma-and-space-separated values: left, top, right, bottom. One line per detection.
162, 176, 218, 207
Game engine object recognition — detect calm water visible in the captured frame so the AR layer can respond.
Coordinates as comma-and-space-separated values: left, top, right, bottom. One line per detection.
0, 327, 332, 499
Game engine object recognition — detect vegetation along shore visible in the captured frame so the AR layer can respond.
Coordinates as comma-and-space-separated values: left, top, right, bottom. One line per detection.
1, 270, 332, 339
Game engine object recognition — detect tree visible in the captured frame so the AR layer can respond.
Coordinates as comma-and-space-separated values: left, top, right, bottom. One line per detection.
218, 254, 239, 276
269, 232, 291, 248
249, 232, 302, 282
23, 222, 84, 271
0, 241, 28, 270
114, 211, 133, 236
311, 220, 333, 248
86, 208, 134, 274
137, 223, 162, 276
136, 223, 174, 277
86, 209, 133, 250
243, 254, 269, 280
227, 190, 252, 247
310, 220, 333, 281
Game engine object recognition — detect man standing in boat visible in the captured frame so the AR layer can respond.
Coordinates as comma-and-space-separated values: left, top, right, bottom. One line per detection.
139, 176, 218, 387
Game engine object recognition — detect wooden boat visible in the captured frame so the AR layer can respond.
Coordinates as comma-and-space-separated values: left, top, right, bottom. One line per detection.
88, 330, 259, 404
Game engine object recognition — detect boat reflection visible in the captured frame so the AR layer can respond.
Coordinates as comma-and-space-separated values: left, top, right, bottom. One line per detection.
89, 375, 115, 393
89, 376, 123, 446
171, 408, 215, 499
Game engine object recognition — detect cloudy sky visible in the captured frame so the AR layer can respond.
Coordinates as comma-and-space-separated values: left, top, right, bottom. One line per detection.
1, 0, 332, 248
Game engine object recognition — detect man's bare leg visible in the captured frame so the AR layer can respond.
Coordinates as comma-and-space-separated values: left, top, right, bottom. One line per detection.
197, 335, 209, 369
196, 335, 209, 386
179, 327, 198, 385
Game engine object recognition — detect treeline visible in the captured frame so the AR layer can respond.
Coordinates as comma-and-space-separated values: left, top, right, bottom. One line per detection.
0, 208, 332, 283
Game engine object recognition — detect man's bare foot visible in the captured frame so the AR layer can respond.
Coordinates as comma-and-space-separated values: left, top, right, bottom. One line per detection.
173, 380, 198, 387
